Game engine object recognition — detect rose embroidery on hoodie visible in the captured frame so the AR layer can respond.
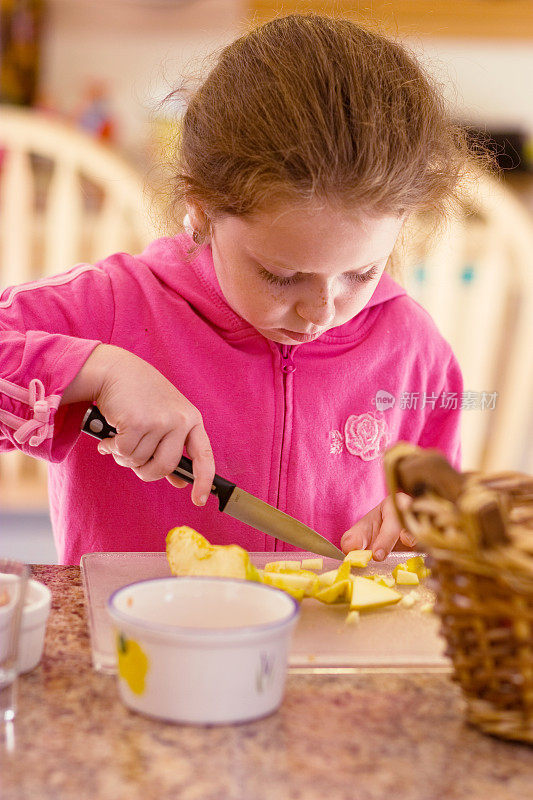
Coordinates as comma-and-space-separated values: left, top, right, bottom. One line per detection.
329, 412, 390, 460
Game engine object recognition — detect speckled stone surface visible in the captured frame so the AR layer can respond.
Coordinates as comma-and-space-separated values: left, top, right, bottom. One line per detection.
1, 567, 532, 800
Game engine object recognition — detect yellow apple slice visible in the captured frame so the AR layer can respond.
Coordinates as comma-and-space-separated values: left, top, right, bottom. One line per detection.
350, 576, 402, 611
405, 556, 424, 573
301, 558, 323, 571
335, 560, 352, 582
316, 569, 340, 588
261, 571, 316, 600
264, 560, 301, 572
405, 556, 430, 579
345, 610, 360, 625
344, 550, 373, 568
263, 582, 304, 601
382, 576, 396, 588
395, 569, 420, 586
371, 574, 396, 589
314, 579, 352, 604
392, 562, 408, 581
166, 526, 260, 581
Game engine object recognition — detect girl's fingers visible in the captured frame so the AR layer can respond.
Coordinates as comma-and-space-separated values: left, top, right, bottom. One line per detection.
399, 529, 417, 548
97, 426, 143, 458
101, 432, 159, 470
394, 494, 416, 547
184, 422, 216, 506
340, 506, 380, 554
134, 431, 186, 482
126, 430, 165, 468
371, 496, 405, 561
166, 474, 189, 489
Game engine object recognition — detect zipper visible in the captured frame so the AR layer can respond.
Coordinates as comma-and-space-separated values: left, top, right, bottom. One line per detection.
275, 344, 296, 551
280, 344, 296, 375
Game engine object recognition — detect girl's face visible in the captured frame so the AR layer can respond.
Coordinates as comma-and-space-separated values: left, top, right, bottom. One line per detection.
191, 202, 405, 345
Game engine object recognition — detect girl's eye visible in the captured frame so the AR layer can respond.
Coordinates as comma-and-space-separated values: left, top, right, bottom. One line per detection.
258, 267, 298, 286
345, 265, 380, 284
258, 265, 380, 287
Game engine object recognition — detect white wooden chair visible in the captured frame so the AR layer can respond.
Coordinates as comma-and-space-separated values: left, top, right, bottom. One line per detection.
0, 105, 160, 508
400, 169, 533, 473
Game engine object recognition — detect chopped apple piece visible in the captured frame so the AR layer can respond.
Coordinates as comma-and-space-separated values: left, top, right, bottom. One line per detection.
405, 556, 424, 573
314, 579, 351, 604
316, 569, 339, 588
395, 569, 420, 586
405, 556, 430, 579
350, 576, 402, 611
263, 582, 304, 601
392, 562, 408, 581
261, 571, 315, 600
399, 594, 416, 608
166, 526, 260, 581
335, 561, 352, 582
301, 558, 323, 571
345, 610, 360, 625
285, 560, 302, 571
370, 574, 396, 588
304, 577, 321, 597
344, 550, 373, 568
264, 560, 301, 572
377, 575, 396, 588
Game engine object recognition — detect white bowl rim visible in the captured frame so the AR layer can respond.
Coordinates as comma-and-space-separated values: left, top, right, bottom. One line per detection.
108, 576, 299, 638
0, 578, 50, 617
25, 579, 52, 612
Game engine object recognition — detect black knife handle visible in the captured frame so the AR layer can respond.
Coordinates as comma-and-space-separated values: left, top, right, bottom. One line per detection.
81, 405, 236, 512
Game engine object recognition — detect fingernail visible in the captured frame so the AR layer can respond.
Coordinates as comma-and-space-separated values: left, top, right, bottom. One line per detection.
97, 445, 105, 455
194, 495, 208, 506
373, 549, 385, 561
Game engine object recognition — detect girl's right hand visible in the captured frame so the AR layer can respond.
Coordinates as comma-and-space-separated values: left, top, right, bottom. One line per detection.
82, 345, 215, 505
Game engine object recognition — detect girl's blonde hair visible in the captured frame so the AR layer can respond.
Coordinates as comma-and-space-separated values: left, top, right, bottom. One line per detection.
162, 13, 496, 262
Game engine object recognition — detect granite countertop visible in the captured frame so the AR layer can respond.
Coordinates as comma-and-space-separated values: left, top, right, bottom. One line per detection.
2, 567, 532, 800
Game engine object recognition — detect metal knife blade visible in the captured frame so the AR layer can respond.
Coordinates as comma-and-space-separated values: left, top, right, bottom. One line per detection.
222, 486, 344, 560
82, 405, 344, 560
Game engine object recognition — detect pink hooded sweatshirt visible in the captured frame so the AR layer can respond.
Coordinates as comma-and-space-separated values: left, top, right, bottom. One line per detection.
0, 234, 462, 564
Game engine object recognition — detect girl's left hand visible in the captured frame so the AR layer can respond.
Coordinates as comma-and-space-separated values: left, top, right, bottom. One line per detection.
340, 493, 416, 561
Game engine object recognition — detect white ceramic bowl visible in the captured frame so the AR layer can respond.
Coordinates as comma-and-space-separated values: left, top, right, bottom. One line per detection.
0, 578, 51, 673
107, 577, 299, 725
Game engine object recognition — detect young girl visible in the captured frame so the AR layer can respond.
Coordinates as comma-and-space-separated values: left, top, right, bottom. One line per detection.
1, 14, 481, 565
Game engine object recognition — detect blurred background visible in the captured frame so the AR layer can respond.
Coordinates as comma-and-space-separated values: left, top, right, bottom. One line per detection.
2, 0, 533, 562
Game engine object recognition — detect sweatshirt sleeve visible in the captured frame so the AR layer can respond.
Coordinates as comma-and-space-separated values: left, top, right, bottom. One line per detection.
0, 263, 115, 462
417, 350, 463, 471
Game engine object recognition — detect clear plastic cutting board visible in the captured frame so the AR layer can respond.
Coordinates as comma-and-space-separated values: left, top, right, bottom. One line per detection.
81, 551, 451, 674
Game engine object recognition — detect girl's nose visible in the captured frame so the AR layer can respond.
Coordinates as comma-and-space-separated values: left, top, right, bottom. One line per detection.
296, 291, 336, 328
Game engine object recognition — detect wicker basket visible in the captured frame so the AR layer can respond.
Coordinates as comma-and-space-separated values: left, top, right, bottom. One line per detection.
384, 443, 533, 744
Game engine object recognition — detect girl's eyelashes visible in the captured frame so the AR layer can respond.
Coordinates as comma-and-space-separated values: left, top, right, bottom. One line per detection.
258, 267, 298, 286
258, 265, 380, 287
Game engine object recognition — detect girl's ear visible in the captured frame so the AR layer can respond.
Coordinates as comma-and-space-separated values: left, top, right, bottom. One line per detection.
185, 202, 212, 243
186, 202, 207, 231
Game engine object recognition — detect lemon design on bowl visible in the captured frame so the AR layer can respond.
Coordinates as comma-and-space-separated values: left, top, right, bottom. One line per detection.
116, 633, 149, 695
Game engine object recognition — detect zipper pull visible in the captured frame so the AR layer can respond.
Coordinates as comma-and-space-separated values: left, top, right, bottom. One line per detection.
280, 345, 296, 374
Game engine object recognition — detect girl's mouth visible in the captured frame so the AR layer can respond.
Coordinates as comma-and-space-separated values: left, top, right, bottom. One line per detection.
277, 328, 323, 342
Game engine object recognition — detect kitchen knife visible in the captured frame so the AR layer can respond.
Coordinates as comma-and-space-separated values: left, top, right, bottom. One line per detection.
81, 405, 344, 560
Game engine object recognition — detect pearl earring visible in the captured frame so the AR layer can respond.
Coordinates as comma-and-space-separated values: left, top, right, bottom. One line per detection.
183, 213, 201, 244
